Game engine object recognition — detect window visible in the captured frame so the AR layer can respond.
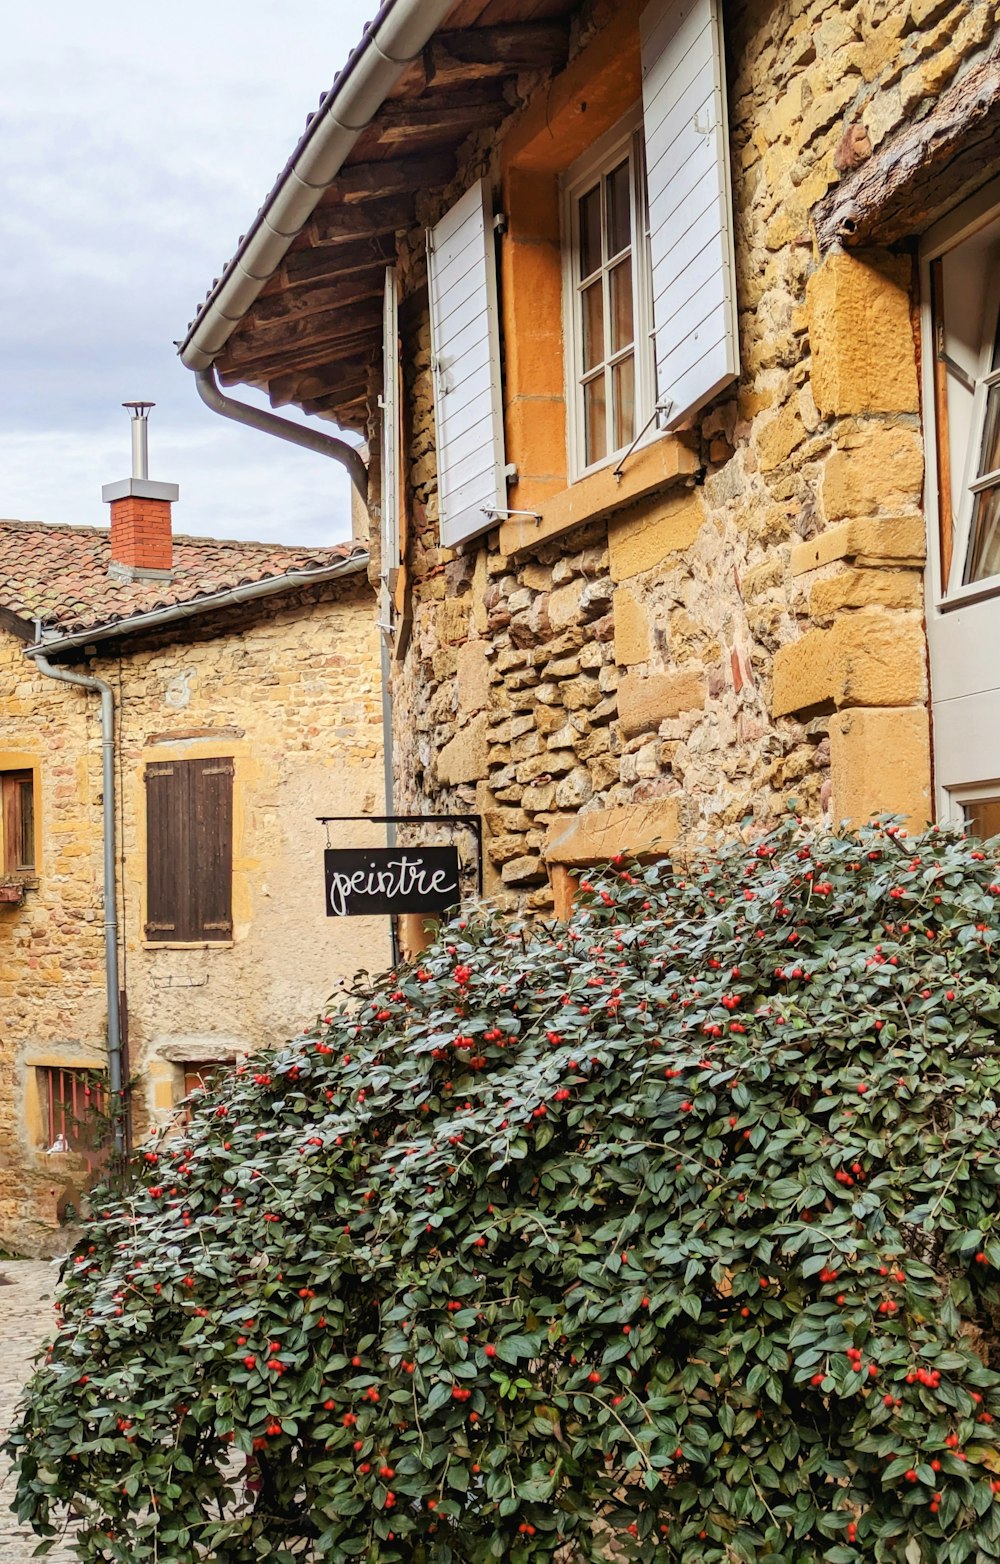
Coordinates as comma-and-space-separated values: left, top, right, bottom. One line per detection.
559, 0, 739, 482
145, 756, 234, 942
38, 1066, 107, 1161
958, 304, 1000, 585
565, 121, 653, 474
927, 212, 1000, 593
921, 184, 1000, 819
1, 769, 35, 874
963, 795, 1000, 839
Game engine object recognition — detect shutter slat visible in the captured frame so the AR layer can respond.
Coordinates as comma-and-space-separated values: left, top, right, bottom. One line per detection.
192, 757, 233, 941
427, 178, 506, 547
145, 764, 188, 940
641, 0, 739, 426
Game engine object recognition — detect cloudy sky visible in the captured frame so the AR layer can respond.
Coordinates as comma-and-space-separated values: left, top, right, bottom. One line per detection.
0, 1, 380, 547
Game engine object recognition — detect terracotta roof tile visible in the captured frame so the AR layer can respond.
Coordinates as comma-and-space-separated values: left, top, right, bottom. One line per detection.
0, 519, 365, 640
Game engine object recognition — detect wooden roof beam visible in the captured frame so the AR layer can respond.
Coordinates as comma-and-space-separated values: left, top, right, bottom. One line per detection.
252, 269, 385, 326
301, 195, 416, 254
217, 314, 381, 383
814, 53, 1000, 250
363, 82, 511, 146
329, 153, 456, 204
267, 361, 371, 409
425, 22, 571, 85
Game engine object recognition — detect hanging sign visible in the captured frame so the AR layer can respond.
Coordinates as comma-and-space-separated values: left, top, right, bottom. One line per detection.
324, 846, 461, 918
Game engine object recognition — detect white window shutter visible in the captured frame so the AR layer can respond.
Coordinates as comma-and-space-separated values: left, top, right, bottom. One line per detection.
381, 266, 401, 582
426, 178, 506, 548
641, 0, 739, 427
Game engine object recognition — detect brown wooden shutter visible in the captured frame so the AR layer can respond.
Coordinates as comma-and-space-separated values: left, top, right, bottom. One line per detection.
145, 758, 233, 941
2, 770, 35, 872
145, 763, 185, 938
191, 759, 234, 939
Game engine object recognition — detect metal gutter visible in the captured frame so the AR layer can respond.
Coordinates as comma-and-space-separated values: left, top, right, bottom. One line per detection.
22, 552, 369, 659
179, 0, 457, 372
28, 655, 125, 1155
196, 367, 368, 502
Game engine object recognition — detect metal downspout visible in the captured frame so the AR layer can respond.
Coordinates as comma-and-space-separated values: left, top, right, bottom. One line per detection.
29, 654, 124, 1154
194, 365, 396, 953
195, 366, 368, 503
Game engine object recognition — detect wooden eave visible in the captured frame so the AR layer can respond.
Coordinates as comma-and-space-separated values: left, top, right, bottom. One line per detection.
213, 3, 578, 432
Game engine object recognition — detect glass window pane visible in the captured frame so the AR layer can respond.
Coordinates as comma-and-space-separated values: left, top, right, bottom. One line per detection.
976, 382, 1000, 479
584, 375, 607, 466
605, 158, 632, 259
964, 797, 1000, 839
582, 281, 604, 373
18, 778, 33, 869
610, 259, 634, 354
579, 184, 602, 280
964, 482, 1000, 583
613, 355, 635, 451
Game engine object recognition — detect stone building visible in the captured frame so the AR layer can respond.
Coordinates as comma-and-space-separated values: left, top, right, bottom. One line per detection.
0, 447, 386, 1254
179, 0, 1000, 919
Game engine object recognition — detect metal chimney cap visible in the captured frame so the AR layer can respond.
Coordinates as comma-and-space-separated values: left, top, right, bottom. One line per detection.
122, 401, 155, 417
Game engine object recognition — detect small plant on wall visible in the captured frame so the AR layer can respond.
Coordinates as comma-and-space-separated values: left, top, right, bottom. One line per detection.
8, 820, 1000, 1563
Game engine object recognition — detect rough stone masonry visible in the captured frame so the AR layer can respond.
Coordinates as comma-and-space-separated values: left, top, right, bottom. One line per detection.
375, 0, 993, 914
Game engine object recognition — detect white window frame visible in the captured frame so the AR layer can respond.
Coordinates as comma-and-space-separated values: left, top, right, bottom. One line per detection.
561, 107, 657, 483
921, 177, 1000, 609
940, 780, 1000, 833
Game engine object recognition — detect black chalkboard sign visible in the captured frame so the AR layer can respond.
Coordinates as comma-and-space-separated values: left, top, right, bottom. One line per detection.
324, 846, 462, 917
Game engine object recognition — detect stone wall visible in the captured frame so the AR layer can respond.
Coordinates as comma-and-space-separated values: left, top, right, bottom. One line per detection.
0, 578, 385, 1253
380, 0, 991, 906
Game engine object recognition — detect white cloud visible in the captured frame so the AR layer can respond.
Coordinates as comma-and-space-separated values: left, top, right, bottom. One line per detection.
0, 0, 380, 545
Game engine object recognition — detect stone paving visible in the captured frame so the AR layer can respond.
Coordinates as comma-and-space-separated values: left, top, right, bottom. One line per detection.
1, 1259, 78, 1563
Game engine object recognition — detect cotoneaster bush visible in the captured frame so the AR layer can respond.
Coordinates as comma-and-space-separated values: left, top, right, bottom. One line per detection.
9, 820, 1000, 1564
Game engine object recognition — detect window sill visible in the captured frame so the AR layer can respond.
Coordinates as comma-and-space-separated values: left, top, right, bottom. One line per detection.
500, 434, 699, 557
142, 940, 235, 951
937, 579, 1000, 613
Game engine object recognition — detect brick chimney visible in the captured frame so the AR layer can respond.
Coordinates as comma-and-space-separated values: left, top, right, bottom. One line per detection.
102, 402, 178, 579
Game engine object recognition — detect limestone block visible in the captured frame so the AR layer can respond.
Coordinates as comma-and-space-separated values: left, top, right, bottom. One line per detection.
511, 731, 544, 762
588, 754, 620, 790
820, 430, 924, 521
608, 492, 704, 581
522, 782, 556, 811
755, 400, 806, 471
520, 563, 553, 592
501, 854, 546, 885
791, 517, 926, 575
436, 713, 488, 785
829, 612, 926, 708
771, 627, 833, 716
517, 749, 575, 782
548, 581, 584, 631
580, 577, 614, 619
535, 705, 568, 736
613, 588, 652, 666
487, 833, 530, 866
772, 613, 926, 715
436, 596, 471, 645
618, 670, 707, 738
807, 251, 918, 416
829, 707, 931, 827
562, 677, 602, 711
456, 640, 490, 715
545, 797, 681, 866
809, 567, 922, 617
548, 654, 582, 679
555, 767, 594, 808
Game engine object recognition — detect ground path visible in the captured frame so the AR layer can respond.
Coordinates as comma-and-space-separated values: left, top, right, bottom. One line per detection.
1, 1259, 78, 1563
